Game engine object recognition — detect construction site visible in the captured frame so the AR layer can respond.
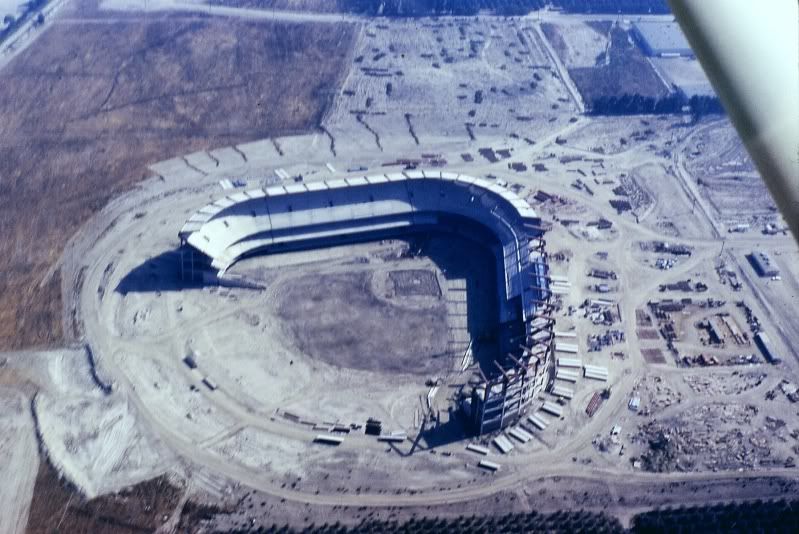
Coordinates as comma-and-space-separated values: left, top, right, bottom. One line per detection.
1, 1, 798, 532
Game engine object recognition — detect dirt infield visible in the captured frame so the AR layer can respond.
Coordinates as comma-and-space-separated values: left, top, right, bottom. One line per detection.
389, 269, 442, 298
0, 14, 356, 350
276, 269, 450, 375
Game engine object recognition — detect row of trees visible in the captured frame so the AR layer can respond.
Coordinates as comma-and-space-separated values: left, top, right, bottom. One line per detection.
0, 0, 46, 42
343, 0, 546, 16
555, 0, 670, 14
232, 511, 625, 533
633, 498, 799, 532
230, 499, 799, 533
340, 0, 670, 16
589, 93, 725, 117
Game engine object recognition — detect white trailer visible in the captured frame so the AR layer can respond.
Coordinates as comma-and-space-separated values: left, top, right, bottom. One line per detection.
551, 384, 575, 399
584, 365, 609, 381
314, 434, 344, 445
466, 443, 490, 455
528, 413, 550, 430
508, 427, 533, 443
478, 459, 500, 471
202, 377, 218, 391
557, 357, 583, 368
541, 401, 564, 417
555, 342, 579, 354
556, 368, 580, 382
493, 435, 515, 454
377, 434, 407, 443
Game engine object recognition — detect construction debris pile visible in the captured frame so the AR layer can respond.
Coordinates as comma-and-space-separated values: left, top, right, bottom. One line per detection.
580, 298, 620, 325
633, 375, 683, 416
659, 279, 708, 292
635, 403, 790, 472
587, 329, 625, 352
682, 371, 767, 396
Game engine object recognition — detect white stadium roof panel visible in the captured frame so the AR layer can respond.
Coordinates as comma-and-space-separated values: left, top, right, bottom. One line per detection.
326, 179, 349, 189
511, 198, 530, 210
189, 212, 212, 223
386, 173, 406, 182
265, 185, 287, 196
199, 204, 223, 214
486, 183, 508, 195
366, 174, 389, 184
405, 170, 425, 179
245, 189, 267, 199
345, 176, 369, 187
283, 183, 307, 194
305, 181, 328, 192
498, 189, 519, 203
229, 192, 249, 203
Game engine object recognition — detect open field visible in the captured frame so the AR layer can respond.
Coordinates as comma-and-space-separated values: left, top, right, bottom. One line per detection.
545, 22, 670, 109
539, 19, 609, 68
324, 17, 576, 149
25, 459, 184, 534
0, 14, 356, 350
681, 121, 775, 227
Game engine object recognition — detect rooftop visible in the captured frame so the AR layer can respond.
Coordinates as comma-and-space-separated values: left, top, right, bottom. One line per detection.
633, 21, 692, 54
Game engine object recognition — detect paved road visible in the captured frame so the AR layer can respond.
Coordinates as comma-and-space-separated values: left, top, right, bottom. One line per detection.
100, 0, 361, 23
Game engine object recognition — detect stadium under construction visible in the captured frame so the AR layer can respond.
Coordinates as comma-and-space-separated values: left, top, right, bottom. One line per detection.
178, 170, 555, 435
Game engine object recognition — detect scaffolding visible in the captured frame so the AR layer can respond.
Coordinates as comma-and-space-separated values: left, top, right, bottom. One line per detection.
469, 224, 554, 435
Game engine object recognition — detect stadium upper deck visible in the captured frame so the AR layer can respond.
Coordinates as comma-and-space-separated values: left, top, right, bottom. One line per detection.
180, 170, 548, 320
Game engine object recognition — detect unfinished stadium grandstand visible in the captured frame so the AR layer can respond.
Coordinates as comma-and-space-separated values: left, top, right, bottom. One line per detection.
179, 170, 554, 434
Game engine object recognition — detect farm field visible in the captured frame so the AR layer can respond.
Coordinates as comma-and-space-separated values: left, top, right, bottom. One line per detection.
0, 14, 356, 350
543, 22, 670, 110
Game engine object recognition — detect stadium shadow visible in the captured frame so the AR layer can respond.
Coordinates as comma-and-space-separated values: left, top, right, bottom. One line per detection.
115, 248, 202, 294
404, 230, 502, 379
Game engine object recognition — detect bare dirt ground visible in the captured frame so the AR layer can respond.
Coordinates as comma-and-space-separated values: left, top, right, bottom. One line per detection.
324, 17, 577, 151
539, 19, 609, 68
682, 120, 776, 228
0, 10, 356, 350
0, 389, 38, 534
25, 459, 184, 534
276, 267, 450, 375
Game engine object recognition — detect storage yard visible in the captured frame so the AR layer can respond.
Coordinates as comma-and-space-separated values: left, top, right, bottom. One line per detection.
0, 2, 798, 532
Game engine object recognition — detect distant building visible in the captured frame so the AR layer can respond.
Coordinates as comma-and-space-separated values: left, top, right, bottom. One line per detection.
748, 251, 779, 277
632, 22, 694, 57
